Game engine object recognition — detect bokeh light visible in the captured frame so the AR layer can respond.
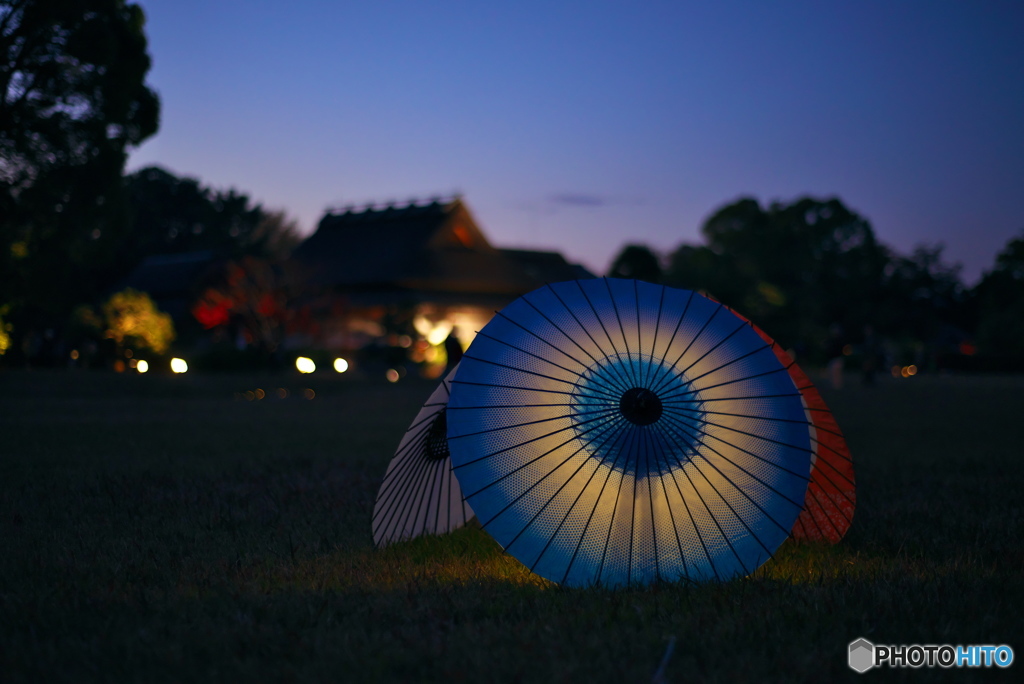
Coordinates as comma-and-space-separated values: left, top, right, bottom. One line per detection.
170, 358, 188, 373
333, 357, 349, 373
386, 369, 400, 383
296, 356, 316, 374
136, 359, 149, 373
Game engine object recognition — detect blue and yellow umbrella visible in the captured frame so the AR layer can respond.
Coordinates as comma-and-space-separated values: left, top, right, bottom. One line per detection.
447, 279, 813, 586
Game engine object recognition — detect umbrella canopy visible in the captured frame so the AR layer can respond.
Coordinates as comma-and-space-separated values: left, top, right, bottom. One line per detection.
722, 306, 856, 543
372, 365, 473, 547
447, 278, 813, 587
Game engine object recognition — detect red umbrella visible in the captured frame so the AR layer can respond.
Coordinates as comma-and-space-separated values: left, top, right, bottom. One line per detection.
726, 308, 856, 543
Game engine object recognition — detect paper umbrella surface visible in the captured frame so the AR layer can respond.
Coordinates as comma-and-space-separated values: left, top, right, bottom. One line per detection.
743, 317, 856, 543
372, 365, 473, 547
446, 278, 816, 587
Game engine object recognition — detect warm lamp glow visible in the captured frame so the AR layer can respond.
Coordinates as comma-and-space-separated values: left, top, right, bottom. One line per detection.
426, 322, 453, 346
333, 357, 349, 373
386, 368, 400, 383
136, 359, 149, 373
170, 358, 188, 373
296, 356, 316, 374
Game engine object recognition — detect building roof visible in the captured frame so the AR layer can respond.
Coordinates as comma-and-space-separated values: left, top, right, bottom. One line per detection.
500, 248, 596, 283
292, 198, 589, 301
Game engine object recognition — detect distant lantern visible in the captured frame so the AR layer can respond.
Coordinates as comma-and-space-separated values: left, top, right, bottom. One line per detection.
333, 357, 349, 373
296, 357, 316, 374
170, 358, 188, 373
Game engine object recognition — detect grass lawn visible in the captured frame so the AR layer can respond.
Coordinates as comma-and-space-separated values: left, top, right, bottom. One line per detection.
1, 368, 1022, 682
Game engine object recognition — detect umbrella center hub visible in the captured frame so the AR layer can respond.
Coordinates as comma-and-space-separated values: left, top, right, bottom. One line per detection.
424, 409, 450, 461
619, 387, 663, 426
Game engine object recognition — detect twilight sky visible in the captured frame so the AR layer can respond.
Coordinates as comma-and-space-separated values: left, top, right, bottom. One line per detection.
127, 0, 1024, 283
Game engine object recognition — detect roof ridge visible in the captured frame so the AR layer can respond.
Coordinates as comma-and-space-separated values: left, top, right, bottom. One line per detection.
324, 193, 462, 218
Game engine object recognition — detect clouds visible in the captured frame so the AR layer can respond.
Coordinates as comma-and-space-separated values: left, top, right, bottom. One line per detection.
548, 192, 609, 207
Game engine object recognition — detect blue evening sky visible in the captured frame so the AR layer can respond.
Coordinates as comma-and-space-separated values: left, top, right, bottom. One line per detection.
127, 0, 1024, 283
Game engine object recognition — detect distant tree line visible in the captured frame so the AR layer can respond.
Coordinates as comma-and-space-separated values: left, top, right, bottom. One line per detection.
609, 197, 1024, 370
0, 0, 299, 365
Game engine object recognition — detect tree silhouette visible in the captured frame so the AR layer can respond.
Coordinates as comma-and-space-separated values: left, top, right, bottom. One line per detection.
666, 196, 888, 355
608, 244, 662, 283
0, 0, 159, 329
974, 233, 1024, 359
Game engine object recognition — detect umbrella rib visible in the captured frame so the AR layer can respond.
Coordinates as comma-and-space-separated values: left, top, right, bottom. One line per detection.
597, 423, 640, 585
420, 457, 446, 536
498, 306, 604, 372
374, 425, 435, 528
804, 448, 857, 499
658, 409, 811, 481
471, 328, 624, 401
667, 404, 814, 428
661, 366, 792, 403
809, 434, 856, 465
373, 408, 442, 503
466, 409, 623, 502
375, 433, 436, 543
669, 391, 803, 404
643, 421, 716, 577
451, 378, 599, 398
658, 345, 777, 403
645, 422, 690, 581
559, 417, 637, 585
400, 401, 450, 434
642, 423, 662, 582
678, 412, 817, 458
544, 284, 636, 392
446, 457, 454, 533
649, 301, 725, 397
493, 309, 622, 391
641, 282, 667, 390
372, 417, 437, 519
652, 423, 765, 571
658, 412, 809, 512
648, 287, 696, 391
449, 402, 618, 441
575, 280, 639, 389
677, 318, 751, 380
627, 427, 641, 586
451, 405, 620, 469
603, 277, 640, 388
804, 474, 849, 537
450, 401, 618, 411
651, 421, 749, 577
522, 293, 633, 394
430, 457, 451, 535
460, 352, 616, 395
633, 280, 646, 387
657, 412, 807, 537
526, 420, 629, 578
401, 456, 444, 541
803, 418, 848, 441
661, 411, 808, 500
495, 414, 628, 565
678, 342, 771, 389
799, 478, 844, 541
791, 510, 814, 541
